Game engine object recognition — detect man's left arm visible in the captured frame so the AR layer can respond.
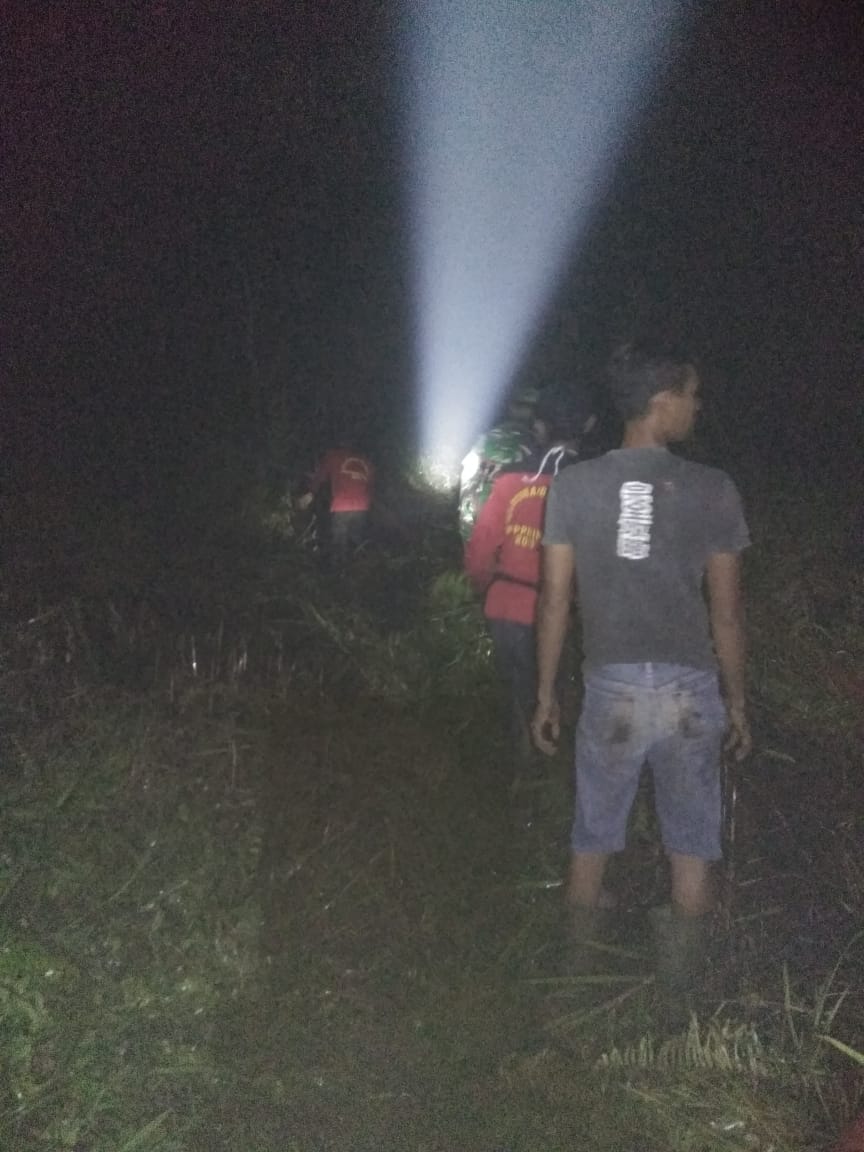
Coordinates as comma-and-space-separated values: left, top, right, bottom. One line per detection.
706, 551, 751, 761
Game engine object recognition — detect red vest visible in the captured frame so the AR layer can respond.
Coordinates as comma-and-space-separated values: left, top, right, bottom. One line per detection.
464, 470, 550, 626
310, 450, 374, 512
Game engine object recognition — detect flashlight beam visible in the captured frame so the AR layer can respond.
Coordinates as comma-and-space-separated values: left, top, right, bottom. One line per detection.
403, 0, 691, 460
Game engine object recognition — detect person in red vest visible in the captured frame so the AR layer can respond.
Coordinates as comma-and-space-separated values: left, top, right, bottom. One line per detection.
465, 398, 585, 770
299, 444, 375, 564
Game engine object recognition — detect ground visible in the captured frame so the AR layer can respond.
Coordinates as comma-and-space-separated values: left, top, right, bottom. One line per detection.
0, 478, 862, 1150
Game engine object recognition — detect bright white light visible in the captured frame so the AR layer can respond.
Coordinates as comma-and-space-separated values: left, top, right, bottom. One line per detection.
417, 448, 463, 492
403, 0, 689, 461
460, 450, 481, 488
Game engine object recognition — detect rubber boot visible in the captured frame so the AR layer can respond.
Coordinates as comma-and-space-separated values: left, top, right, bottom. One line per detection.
650, 904, 709, 1030
566, 903, 612, 975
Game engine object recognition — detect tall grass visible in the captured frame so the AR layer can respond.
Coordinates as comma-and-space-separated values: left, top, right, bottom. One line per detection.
0, 475, 861, 1149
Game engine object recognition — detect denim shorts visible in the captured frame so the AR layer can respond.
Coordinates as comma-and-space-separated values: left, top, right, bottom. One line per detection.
571, 663, 726, 860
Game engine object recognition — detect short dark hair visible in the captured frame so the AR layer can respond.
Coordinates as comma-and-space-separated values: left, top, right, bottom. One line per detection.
607, 340, 696, 421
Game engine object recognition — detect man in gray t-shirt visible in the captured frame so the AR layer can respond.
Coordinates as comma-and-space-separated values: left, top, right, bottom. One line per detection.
545, 448, 750, 672
531, 341, 750, 1022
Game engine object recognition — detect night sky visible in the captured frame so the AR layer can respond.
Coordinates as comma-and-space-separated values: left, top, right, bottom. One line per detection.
4, 0, 862, 524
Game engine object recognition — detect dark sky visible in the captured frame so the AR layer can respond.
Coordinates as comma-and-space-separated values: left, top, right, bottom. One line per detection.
570, 0, 864, 472
3, 0, 862, 511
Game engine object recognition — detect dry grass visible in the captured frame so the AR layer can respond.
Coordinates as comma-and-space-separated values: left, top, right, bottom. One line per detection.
0, 475, 862, 1149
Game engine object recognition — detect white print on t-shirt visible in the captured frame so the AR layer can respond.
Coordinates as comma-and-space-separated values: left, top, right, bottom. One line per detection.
617, 481, 653, 559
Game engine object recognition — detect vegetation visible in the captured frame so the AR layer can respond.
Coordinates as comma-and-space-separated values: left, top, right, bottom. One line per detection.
1, 474, 861, 1149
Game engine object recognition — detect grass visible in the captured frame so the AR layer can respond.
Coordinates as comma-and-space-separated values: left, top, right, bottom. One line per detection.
0, 474, 862, 1149
0, 690, 265, 1149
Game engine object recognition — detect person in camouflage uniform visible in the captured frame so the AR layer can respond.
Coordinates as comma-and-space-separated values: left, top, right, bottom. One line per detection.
458, 389, 538, 541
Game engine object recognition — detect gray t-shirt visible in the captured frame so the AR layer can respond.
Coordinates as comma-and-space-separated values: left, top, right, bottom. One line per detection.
543, 447, 750, 669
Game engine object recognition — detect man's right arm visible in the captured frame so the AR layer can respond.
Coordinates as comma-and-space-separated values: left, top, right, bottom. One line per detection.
531, 543, 574, 754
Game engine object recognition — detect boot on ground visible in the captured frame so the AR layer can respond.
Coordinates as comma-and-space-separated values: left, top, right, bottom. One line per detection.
650, 903, 709, 1030
566, 902, 615, 975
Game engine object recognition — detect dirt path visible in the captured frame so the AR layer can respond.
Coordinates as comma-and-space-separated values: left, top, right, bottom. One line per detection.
198, 678, 864, 1152
204, 692, 657, 1151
